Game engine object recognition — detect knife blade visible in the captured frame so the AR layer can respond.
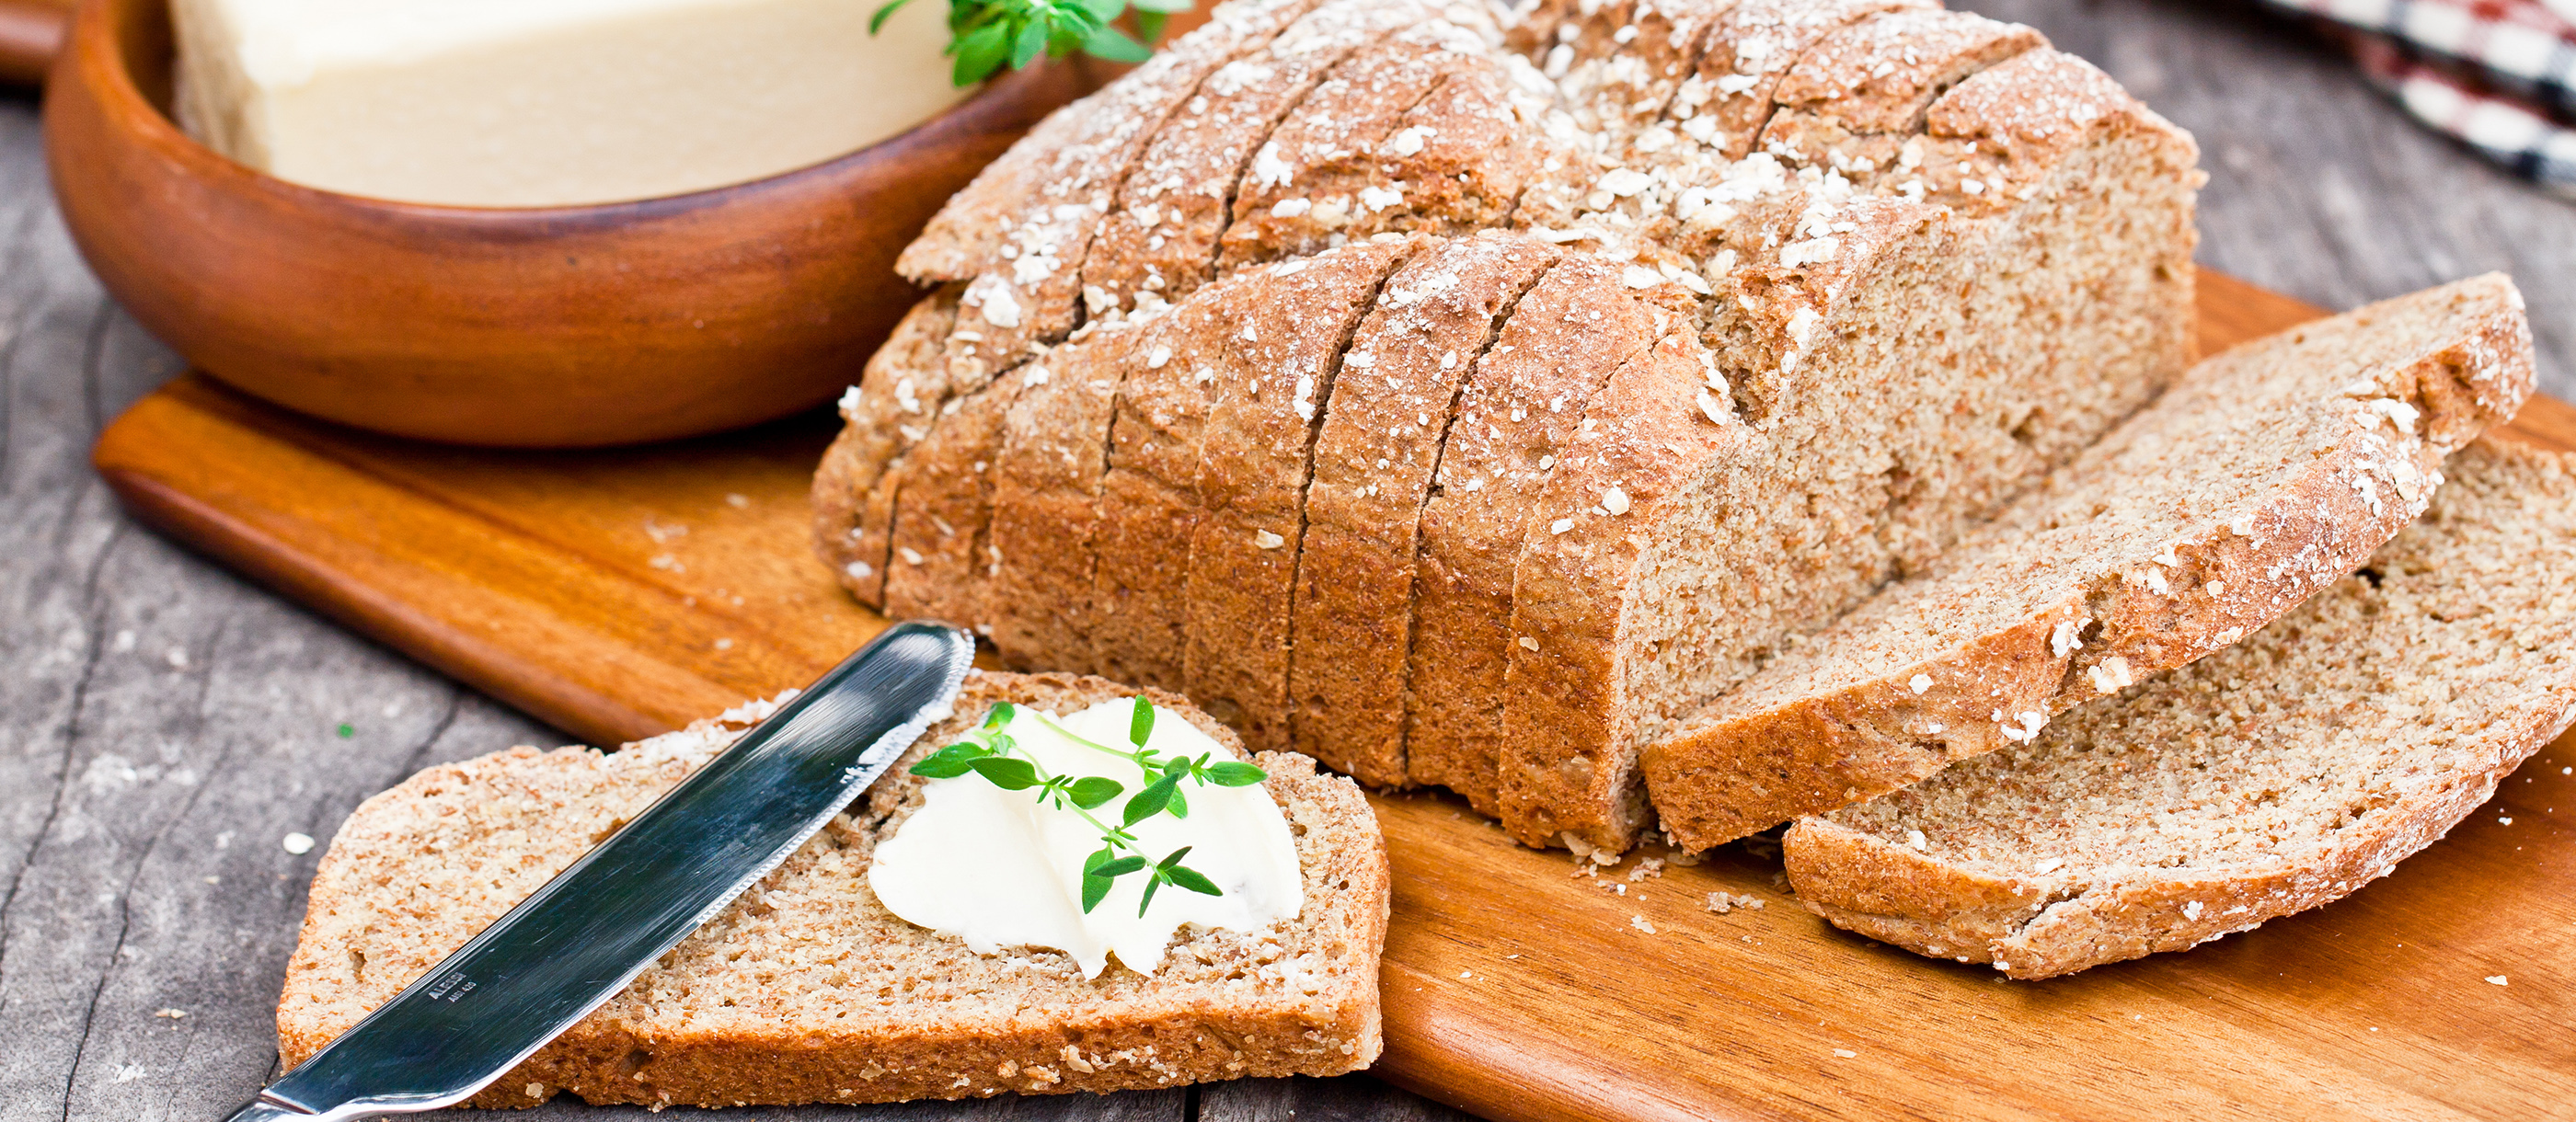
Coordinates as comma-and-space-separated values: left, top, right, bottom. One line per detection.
222, 621, 975, 1122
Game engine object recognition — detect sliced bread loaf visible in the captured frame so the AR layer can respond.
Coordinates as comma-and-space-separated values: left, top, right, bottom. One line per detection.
820, 0, 2203, 855
1644, 274, 2537, 851
1785, 438, 2576, 979
276, 670, 1389, 1106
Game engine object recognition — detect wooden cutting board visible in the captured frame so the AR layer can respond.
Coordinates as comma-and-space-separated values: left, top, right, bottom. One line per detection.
92, 271, 2576, 1122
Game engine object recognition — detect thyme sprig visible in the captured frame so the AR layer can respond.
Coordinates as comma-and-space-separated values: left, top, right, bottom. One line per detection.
909, 697, 1265, 915
871, 0, 1199, 87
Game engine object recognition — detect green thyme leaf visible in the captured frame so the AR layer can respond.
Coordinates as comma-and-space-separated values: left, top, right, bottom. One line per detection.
967, 755, 1039, 790
908, 741, 984, 778
1156, 845, 1194, 870
1137, 872, 1163, 916
1092, 854, 1148, 877
1068, 775, 1124, 809
1165, 781, 1189, 820
1081, 23, 1152, 63
953, 22, 1010, 85
985, 701, 1016, 728
1165, 864, 1221, 897
868, 0, 912, 35
1123, 770, 1182, 826
1204, 761, 1267, 786
1008, 15, 1050, 69
1129, 695, 1156, 748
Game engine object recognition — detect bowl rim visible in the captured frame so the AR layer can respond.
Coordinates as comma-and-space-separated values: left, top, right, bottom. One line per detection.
67, 0, 1054, 223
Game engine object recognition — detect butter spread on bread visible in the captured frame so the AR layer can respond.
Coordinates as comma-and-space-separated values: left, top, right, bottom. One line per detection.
870, 698, 1303, 979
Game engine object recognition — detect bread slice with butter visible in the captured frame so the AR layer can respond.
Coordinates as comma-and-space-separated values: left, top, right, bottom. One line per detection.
274, 671, 1389, 1108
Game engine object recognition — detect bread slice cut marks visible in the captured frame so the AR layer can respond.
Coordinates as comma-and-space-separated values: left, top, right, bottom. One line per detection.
1645, 273, 2538, 851
1079, 0, 1413, 322
927, 0, 1329, 388
1400, 255, 1680, 812
1181, 237, 1423, 750
1785, 438, 2576, 979
814, 288, 959, 608
1501, 321, 1756, 847
1217, 9, 1519, 268
1288, 232, 1558, 784
276, 670, 1390, 1106
981, 314, 1160, 671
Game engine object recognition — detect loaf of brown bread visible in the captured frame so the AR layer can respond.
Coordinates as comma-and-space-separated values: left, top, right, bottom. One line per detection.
815, 0, 2203, 854
1785, 438, 2576, 979
275, 671, 1389, 1107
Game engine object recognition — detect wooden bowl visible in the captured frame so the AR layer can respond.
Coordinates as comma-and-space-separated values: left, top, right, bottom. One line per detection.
42, 0, 1095, 447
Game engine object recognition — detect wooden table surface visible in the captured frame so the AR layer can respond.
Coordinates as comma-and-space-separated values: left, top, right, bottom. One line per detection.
3, 1, 2570, 1119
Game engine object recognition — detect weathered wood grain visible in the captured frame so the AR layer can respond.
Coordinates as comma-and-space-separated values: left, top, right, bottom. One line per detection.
6, 0, 2576, 1116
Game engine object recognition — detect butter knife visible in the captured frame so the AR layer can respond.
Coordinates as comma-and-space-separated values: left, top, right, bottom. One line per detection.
222, 621, 975, 1122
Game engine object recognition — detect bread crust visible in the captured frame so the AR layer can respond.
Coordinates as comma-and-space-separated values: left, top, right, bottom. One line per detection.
1182, 238, 1422, 750
1688, 0, 1934, 163
1289, 234, 1558, 784
1755, 7, 2044, 187
914, 0, 1326, 390
814, 290, 961, 609
1216, 11, 1521, 268
1646, 274, 2539, 851
1499, 323, 1753, 850
275, 671, 1389, 1106
1400, 256, 1668, 813
983, 318, 1153, 672
1080, 0, 1410, 320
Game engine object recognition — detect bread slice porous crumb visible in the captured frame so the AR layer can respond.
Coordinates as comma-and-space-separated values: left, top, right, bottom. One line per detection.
1785, 439, 2576, 979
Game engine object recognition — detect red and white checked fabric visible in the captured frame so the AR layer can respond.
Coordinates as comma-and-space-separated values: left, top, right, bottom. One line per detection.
2259, 0, 2576, 194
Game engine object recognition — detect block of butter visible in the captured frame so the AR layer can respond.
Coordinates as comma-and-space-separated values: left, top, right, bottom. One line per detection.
171, 0, 976, 207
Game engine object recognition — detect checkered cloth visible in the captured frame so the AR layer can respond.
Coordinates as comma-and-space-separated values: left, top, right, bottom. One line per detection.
2259, 0, 2576, 194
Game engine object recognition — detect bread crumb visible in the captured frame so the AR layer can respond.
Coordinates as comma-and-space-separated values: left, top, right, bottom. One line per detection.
1629, 915, 1656, 934
1254, 531, 1286, 550
282, 832, 316, 855
153, 1008, 186, 1019
1832, 1048, 1857, 1059
1705, 891, 1765, 914
2486, 975, 2509, 986
1910, 673, 1932, 694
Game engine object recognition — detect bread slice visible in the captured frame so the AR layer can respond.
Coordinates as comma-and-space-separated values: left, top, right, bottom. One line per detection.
1400, 255, 1678, 814
982, 313, 1165, 673
1786, 438, 2576, 979
1181, 237, 1422, 749
1079, 0, 1421, 321
276, 670, 1389, 1107
1215, 9, 1518, 268
1288, 233, 1558, 784
1644, 274, 2537, 851
814, 288, 959, 609
925, 0, 1327, 389
1501, 322, 1757, 845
